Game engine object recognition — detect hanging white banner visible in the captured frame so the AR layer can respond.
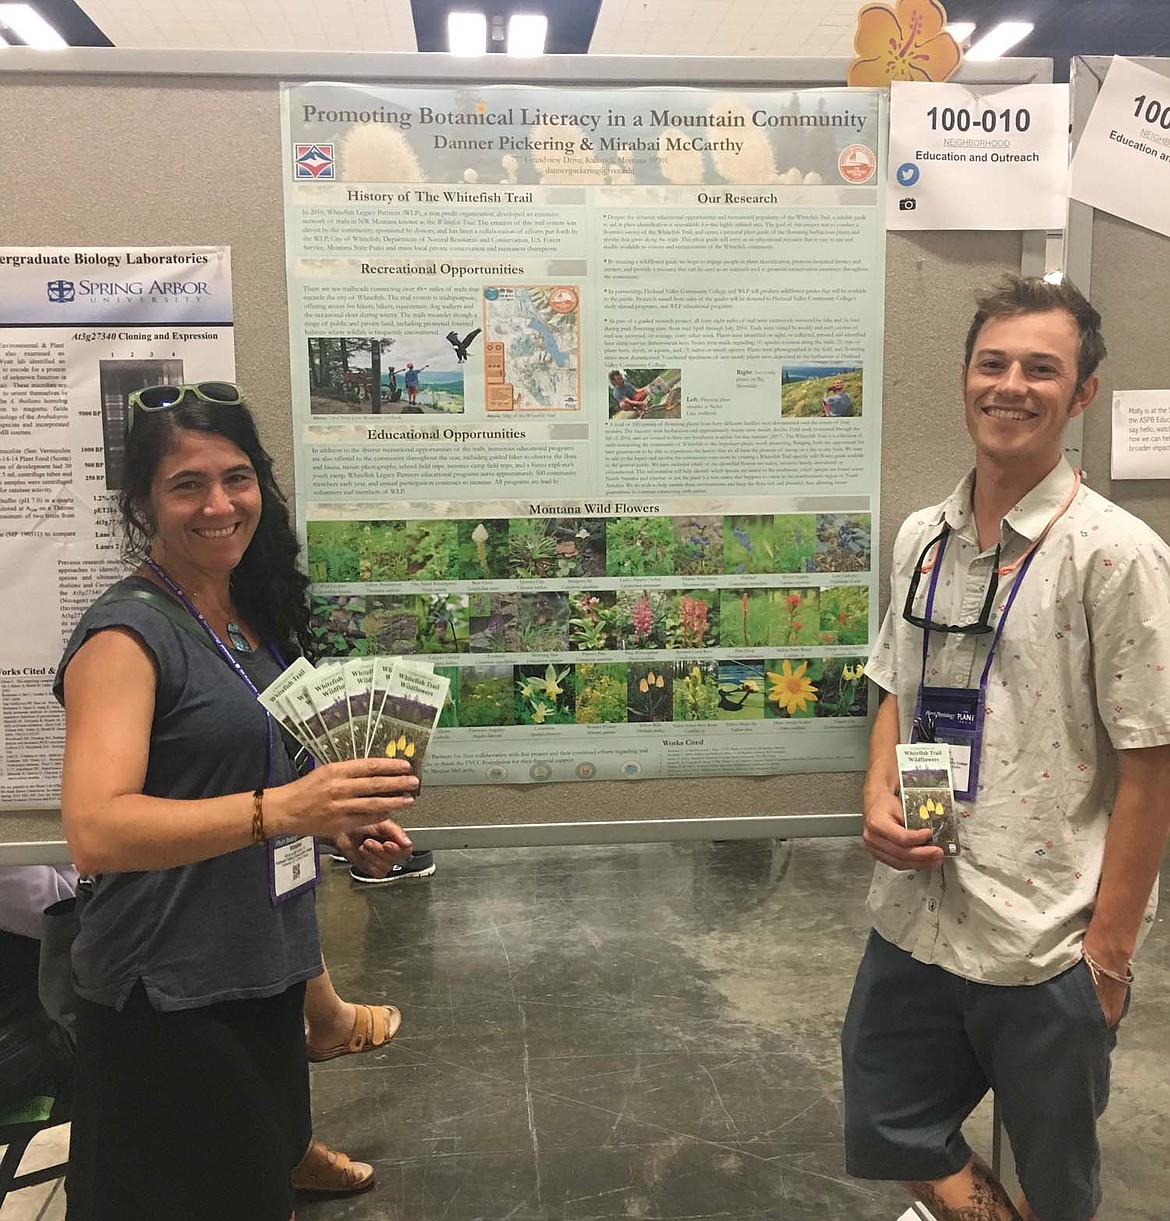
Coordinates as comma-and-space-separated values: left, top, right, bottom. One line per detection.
887, 81, 1069, 230
1069, 57, 1170, 240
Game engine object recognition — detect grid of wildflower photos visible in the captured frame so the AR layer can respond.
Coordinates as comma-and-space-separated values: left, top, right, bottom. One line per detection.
307, 511, 872, 726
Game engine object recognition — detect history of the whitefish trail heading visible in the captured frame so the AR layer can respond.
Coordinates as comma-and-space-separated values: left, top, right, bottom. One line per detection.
281, 81, 886, 785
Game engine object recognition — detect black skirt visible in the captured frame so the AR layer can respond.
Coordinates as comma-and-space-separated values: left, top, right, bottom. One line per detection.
65, 980, 310, 1221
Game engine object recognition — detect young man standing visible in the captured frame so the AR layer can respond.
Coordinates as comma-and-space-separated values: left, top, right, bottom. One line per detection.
842, 276, 1170, 1220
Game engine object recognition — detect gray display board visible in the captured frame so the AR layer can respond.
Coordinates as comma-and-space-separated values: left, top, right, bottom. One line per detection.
0, 50, 1052, 855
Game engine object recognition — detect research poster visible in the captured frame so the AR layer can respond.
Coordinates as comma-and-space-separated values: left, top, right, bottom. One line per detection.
281, 83, 885, 785
0, 246, 234, 809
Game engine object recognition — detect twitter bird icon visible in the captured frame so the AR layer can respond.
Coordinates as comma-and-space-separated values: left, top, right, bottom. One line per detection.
896, 162, 920, 186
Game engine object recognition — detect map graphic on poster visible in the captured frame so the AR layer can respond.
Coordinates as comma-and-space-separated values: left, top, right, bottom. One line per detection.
482, 285, 580, 412
0, 246, 235, 810
281, 83, 886, 785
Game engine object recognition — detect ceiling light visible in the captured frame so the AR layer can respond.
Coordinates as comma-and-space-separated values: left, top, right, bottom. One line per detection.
943, 22, 976, 43
507, 13, 547, 57
1043, 270, 1064, 285
447, 11, 487, 56
0, 4, 67, 48
965, 21, 1034, 60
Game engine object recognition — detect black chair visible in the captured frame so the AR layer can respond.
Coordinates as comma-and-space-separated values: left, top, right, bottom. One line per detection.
0, 929, 73, 1208
0, 1094, 69, 1208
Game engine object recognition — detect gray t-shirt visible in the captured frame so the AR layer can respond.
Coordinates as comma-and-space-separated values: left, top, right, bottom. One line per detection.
54, 578, 321, 1011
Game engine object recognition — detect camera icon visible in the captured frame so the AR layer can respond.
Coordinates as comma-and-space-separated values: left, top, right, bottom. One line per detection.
899, 197, 917, 211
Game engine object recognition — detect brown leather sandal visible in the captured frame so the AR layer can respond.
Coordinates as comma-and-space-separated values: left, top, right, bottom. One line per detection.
291, 1141, 375, 1196
306, 1003, 402, 1063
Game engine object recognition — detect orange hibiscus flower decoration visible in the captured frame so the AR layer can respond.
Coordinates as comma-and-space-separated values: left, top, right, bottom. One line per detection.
848, 0, 962, 86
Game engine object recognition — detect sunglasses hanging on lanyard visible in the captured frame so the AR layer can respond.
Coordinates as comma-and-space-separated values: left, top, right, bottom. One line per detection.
904, 470, 1082, 802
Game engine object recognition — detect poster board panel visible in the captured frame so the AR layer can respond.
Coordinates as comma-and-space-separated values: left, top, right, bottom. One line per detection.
0, 57, 1037, 840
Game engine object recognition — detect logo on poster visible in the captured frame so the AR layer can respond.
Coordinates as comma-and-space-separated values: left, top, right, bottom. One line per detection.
838, 143, 877, 183
899, 198, 917, 210
294, 144, 335, 179
896, 161, 920, 186
547, 286, 578, 314
45, 279, 211, 301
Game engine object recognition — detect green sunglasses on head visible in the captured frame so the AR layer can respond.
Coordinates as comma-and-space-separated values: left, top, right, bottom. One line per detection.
127, 381, 243, 426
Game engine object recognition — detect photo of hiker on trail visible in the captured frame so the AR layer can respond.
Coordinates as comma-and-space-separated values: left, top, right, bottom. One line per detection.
779, 361, 863, 418
307, 332, 469, 415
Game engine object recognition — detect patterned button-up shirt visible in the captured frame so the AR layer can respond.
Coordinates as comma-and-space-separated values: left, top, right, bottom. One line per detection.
866, 458, 1170, 984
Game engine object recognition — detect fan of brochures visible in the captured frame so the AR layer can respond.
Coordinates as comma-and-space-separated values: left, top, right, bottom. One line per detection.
258, 656, 449, 778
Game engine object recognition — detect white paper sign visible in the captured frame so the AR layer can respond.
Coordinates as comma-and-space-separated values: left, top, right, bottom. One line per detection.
888, 82, 1069, 230
1069, 57, 1170, 239
1111, 389, 1170, 479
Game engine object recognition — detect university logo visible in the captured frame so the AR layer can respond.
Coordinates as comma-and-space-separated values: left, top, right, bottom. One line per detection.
47, 279, 75, 303
294, 144, 335, 179
838, 143, 877, 184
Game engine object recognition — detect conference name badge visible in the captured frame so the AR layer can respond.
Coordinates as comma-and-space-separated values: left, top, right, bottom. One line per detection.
269, 834, 320, 904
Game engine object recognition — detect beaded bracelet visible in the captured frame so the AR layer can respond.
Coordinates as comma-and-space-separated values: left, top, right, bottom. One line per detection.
1084, 949, 1135, 987
251, 787, 266, 845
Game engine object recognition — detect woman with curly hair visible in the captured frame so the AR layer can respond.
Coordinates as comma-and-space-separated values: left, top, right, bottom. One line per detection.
55, 383, 416, 1220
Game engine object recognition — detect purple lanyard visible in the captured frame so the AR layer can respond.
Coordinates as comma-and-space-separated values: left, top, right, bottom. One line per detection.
145, 558, 282, 786
917, 528, 1039, 699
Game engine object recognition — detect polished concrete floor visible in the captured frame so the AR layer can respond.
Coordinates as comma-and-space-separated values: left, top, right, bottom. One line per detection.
305, 839, 1170, 1221
5, 838, 1170, 1220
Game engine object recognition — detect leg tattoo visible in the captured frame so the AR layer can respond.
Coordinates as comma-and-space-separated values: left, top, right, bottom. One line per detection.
908, 1154, 1024, 1221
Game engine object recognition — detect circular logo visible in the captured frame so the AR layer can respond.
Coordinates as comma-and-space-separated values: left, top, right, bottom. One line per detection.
548, 286, 579, 314
620, 760, 642, 778
575, 761, 596, 780
839, 144, 877, 184
895, 161, 920, 187
483, 287, 500, 301
529, 762, 553, 781
486, 764, 508, 781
